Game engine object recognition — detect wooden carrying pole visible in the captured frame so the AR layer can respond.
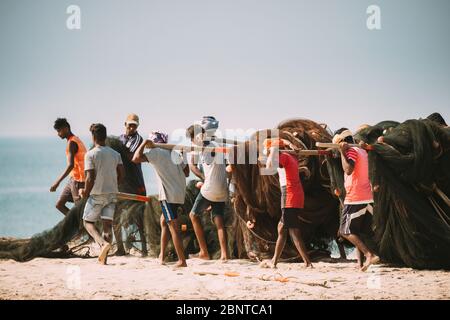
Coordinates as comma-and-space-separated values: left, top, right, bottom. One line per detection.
149, 142, 228, 153
116, 192, 151, 203
315, 142, 372, 150
149, 142, 330, 157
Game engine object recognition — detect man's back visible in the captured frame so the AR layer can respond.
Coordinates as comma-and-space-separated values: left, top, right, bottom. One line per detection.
200, 142, 228, 202
145, 148, 186, 204
344, 147, 373, 204
277, 152, 304, 209
85, 146, 122, 195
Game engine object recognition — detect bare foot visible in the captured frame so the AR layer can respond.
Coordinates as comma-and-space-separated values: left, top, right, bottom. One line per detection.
115, 249, 127, 256
259, 260, 269, 268
173, 260, 187, 268
98, 243, 111, 265
259, 259, 276, 269
189, 252, 210, 260
247, 251, 258, 260
158, 254, 166, 265
304, 262, 314, 269
361, 254, 380, 272
357, 256, 364, 268
59, 244, 69, 252
270, 259, 277, 269
219, 255, 229, 262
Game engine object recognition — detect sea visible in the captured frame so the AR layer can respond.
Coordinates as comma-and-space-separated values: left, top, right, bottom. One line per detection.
0, 137, 158, 238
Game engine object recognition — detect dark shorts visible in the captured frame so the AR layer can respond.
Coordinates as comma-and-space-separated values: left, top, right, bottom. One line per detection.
339, 203, 374, 236
280, 208, 302, 229
191, 192, 225, 219
58, 178, 85, 204
160, 201, 181, 223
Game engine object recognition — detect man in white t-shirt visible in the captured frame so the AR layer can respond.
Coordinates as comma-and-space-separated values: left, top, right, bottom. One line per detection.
79, 123, 124, 265
132, 131, 190, 268
187, 124, 229, 261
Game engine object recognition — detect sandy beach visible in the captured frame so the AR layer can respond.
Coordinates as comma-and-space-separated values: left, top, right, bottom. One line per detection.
1, 255, 448, 300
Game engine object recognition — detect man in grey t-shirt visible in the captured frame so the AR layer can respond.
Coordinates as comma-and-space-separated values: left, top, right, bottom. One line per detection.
79, 123, 124, 265
132, 131, 189, 268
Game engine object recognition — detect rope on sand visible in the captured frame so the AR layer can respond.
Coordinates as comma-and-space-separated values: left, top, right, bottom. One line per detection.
259, 273, 330, 288
193, 270, 330, 288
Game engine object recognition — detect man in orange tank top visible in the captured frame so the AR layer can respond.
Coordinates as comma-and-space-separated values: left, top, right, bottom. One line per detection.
50, 118, 87, 215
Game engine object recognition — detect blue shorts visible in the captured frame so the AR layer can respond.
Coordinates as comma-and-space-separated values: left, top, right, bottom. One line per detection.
191, 192, 225, 218
83, 194, 117, 222
160, 201, 181, 223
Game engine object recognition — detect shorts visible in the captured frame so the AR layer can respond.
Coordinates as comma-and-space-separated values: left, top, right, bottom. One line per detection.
280, 208, 302, 229
160, 201, 181, 223
191, 192, 225, 219
59, 178, 85, 203
83, 194, 117, 222
339, 203, 374, 236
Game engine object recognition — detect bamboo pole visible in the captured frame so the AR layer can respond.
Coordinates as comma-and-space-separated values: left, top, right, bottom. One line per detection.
116, 192, 151, 202
315, 142, 372, 150
150, 142, 330, 157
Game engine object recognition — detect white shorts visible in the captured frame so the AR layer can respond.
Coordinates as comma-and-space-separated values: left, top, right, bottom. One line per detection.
83, 194, 117, 222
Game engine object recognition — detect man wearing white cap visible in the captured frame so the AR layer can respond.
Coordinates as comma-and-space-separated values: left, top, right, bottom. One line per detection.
333, 128, 379, 271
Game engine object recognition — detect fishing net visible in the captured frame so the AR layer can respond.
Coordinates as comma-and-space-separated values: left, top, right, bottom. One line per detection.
327, 119, 450, 269
230, 118, 340, 261
0, 200, 85, 261
367, 119, 450, 269
0, 138, 235, 262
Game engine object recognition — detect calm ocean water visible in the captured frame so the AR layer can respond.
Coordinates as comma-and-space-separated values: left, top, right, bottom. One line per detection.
0, 137, 158, 238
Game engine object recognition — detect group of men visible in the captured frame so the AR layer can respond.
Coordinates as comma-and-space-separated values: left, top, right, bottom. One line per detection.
50, 113, 447, 270
51, 115, 230, 267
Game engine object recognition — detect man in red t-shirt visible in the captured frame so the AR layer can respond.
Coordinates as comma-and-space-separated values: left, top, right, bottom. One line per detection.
334, 128, 379, 271
262, 138, 312, 268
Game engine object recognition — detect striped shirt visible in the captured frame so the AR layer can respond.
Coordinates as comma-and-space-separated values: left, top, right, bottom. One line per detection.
345, 148, 358, 164
343, 147, 373, 204
120, 132, 143, 153
119, 132, 146, 195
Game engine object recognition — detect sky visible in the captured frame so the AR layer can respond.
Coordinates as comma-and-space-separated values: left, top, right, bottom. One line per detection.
0, 0, 449, 138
